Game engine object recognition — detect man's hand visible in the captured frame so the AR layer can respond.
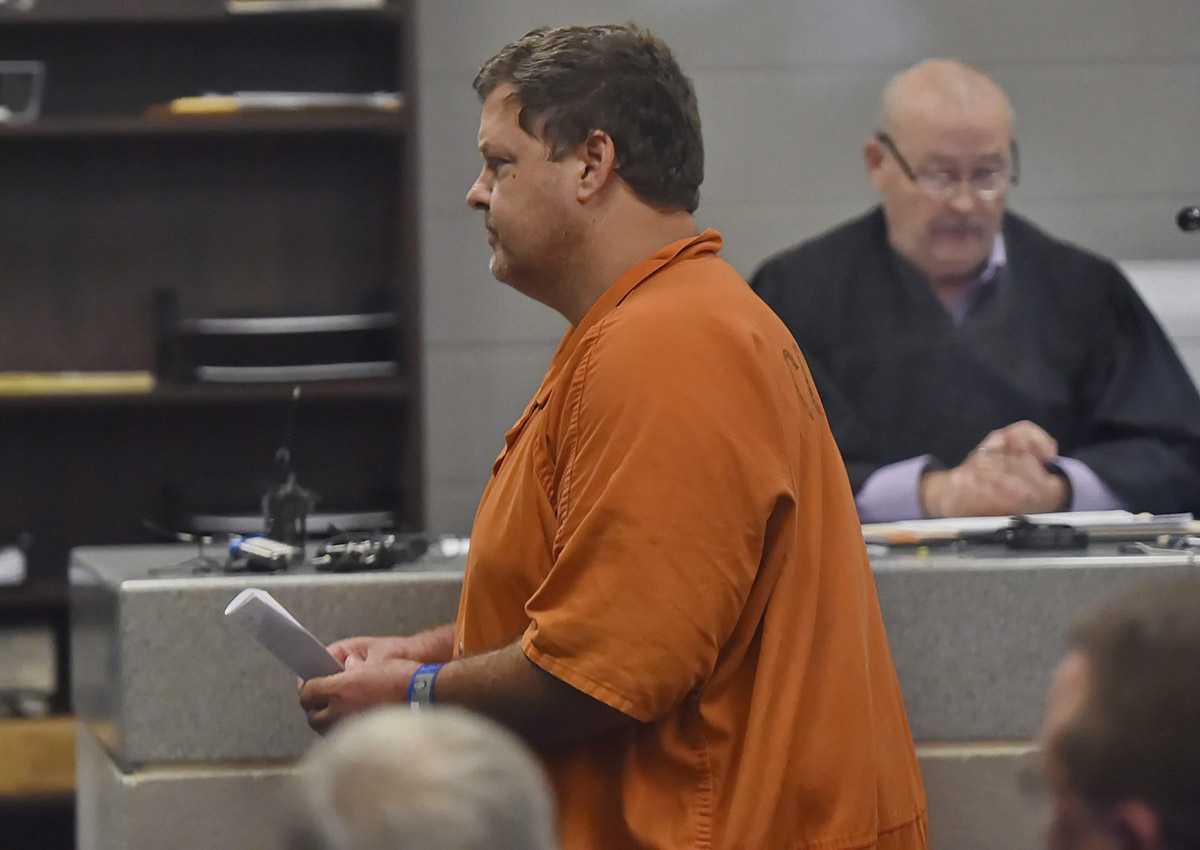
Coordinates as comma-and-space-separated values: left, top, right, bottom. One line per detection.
327, 623, 457, 668
921, 421, 1070, 517
977, 420, 1059, 462
299, 658, 421, 735
329, 635, 437, 668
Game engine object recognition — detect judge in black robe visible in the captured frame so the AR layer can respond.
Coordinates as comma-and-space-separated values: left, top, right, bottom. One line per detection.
750, 207, 1200, 517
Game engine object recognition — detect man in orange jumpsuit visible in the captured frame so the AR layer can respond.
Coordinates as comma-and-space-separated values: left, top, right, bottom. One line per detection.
301, 24, 927, 850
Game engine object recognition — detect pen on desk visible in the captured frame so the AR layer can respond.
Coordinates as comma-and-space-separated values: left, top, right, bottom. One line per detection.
863, 528, 959, 546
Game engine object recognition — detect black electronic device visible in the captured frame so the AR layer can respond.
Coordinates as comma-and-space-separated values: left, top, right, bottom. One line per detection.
1177, 205, 1200, 232
963, 516, 1089, 550
313, 533, 430, 572
154, 289, 400, 384
143, 386, 316, 573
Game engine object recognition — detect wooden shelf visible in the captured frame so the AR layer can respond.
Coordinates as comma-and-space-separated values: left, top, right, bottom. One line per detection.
0, 716, 76, 798
0, 109, 407, 139
0, 0, 405, 25
0, 584, 69, 613
153, 377, 414, 403
0, 377, 413, 409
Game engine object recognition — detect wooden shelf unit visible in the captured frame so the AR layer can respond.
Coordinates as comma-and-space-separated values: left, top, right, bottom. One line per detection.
0, 0, 423, 717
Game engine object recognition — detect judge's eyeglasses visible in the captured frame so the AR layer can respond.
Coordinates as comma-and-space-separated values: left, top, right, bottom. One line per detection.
875, 131, 1019, 201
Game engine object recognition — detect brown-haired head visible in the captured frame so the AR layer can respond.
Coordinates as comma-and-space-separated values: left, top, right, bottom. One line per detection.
473, 24, 704, 214
1049, 575, 1200, 849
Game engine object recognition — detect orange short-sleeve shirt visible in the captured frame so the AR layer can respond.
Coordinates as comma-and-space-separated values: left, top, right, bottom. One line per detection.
456, 231, 926, 850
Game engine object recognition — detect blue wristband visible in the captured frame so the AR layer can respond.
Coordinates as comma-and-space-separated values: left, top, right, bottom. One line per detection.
407, 663, 443, 705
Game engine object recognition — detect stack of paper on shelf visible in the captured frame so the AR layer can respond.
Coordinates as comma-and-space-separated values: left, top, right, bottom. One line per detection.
0, 371, 154, 395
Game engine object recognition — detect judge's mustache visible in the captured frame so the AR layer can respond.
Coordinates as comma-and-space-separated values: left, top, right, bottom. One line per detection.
930, 216, 989, 233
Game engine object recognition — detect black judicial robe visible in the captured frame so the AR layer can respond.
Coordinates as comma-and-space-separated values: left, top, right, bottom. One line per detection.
750, 207, 1200, 514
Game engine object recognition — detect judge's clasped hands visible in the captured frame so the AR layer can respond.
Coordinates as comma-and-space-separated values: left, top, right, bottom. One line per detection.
920, 420, 1070, 517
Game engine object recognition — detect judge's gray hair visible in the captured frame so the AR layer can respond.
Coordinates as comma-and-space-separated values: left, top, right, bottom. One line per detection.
289, 706, 557, 850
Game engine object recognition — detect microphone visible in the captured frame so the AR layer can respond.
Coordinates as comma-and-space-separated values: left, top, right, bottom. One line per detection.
1178, 206, 1200, 232
262, 385, 317, 559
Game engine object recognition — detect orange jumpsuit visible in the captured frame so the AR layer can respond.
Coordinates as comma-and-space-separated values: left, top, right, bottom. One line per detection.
456, 230, 927, 850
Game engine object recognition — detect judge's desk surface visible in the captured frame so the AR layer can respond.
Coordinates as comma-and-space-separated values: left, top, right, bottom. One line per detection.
70, 533, 1200, 850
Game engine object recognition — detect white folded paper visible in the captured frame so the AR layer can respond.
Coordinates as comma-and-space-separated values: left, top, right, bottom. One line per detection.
225, 588, 344, 680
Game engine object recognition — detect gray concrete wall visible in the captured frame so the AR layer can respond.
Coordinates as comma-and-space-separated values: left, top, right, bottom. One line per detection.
415, 0, 1200, 533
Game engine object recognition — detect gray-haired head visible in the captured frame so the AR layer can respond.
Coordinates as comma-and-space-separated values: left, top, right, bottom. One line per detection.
288, 706, 557, 850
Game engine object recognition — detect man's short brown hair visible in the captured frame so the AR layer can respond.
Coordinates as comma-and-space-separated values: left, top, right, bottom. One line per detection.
473, 24, 704, 214
1055, 575, 1200, 848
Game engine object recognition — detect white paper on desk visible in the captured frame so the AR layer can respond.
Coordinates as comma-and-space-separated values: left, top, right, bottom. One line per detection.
225, 588, 344, 680
227, 0, 384, 14
862, 510, 1193, 538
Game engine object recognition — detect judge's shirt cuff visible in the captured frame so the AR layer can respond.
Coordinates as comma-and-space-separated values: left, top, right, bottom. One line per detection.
1051, 457, 1126, 512
855, 455, 932, 523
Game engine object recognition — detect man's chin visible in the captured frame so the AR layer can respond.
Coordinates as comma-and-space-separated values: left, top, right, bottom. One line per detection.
488, 256, 529, 292
488, 254, 510, 283
930, 246, 990, 277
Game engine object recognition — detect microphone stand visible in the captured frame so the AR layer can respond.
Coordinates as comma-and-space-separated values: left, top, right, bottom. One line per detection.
262, 387, 317, 563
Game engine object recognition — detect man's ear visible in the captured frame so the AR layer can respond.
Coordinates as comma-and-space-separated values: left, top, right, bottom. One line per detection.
863, 136, 887, 191
576, 130, 617, 202
1112, 800, 1162, 850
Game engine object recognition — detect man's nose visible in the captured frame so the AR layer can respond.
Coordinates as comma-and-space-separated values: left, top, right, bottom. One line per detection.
466, 170, 491, 210
946, 180, 978, 212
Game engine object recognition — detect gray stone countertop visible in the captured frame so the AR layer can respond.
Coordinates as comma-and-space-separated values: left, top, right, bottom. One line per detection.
70, 543, 467, 770
869, 540, 1198, 571
70, 541, 468, 587
868, 542, 1198, 741
70, 539, 1200, 769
